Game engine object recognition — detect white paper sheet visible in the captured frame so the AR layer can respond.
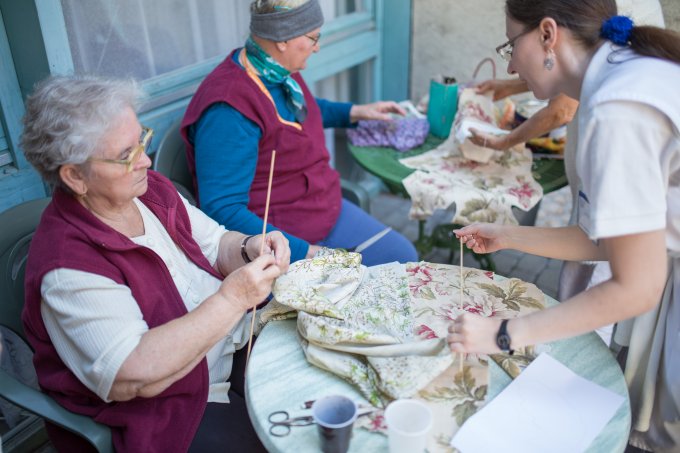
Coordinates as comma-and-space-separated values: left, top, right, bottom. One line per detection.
450, 353, 625, 453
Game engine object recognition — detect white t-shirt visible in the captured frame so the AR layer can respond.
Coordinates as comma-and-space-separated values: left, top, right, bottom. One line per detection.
575, 44, 680, 251
40, 195, 248, 403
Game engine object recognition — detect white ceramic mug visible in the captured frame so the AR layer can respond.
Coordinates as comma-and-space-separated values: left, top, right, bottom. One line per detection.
384, 399, 433, 453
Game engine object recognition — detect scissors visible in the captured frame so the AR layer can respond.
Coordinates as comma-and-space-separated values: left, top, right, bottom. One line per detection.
268, 411, 314, 437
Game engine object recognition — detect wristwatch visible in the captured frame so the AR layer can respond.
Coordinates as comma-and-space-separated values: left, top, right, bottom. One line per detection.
240, 235, 255, 263
496, 319, 514, 355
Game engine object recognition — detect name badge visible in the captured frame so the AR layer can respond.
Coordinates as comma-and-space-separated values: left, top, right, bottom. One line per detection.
577, 189, 593, 237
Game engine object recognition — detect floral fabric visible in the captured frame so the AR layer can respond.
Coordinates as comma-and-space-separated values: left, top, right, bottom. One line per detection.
399, 87, 542, 225
400, 143, 542, 225
266, 249, 548, 452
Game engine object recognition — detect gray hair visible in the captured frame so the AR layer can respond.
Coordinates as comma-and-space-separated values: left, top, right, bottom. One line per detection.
251, 0, 310, 14
20, 75, 142, 190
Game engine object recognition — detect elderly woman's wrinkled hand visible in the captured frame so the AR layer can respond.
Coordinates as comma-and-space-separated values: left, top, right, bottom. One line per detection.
220, 253, 282, 311
248, 231, 291, 273
447, 313, 503, 354
350, 101, 407, 122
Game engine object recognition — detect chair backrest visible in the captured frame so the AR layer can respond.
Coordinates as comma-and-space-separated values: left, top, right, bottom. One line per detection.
152, 117, 197, 205
0, 197, 50, 341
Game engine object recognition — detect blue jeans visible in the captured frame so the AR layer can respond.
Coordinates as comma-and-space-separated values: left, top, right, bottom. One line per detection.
318, 199, 418, 266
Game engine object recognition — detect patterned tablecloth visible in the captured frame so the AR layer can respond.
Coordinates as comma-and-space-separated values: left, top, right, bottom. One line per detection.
252, 250, 630, 452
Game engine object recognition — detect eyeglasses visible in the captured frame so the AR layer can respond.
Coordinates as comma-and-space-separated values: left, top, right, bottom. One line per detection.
495, 28, 533, 61
304, 33, 321, 46
89, 127, 153, 173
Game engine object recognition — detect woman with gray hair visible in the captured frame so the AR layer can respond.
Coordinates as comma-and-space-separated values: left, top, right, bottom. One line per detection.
181, 0, 419, 266
21, 75, 288, 452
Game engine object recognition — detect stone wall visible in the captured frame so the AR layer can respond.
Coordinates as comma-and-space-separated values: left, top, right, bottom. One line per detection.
410, 0, 680, 101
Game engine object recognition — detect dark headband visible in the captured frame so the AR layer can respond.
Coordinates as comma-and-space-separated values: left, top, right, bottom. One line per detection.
250, 0, 324, 42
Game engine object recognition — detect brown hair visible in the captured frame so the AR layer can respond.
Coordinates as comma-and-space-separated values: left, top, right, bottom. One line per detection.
505, 0, 680, 64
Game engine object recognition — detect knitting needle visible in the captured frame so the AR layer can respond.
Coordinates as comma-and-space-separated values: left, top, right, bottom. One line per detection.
246, 150, 277, 366
459, 238, 464, 373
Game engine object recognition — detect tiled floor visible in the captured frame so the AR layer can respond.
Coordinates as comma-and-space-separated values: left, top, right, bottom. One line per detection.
369, 185, 573, 300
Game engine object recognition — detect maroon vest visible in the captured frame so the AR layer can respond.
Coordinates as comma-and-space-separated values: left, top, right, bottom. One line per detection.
181, 50, 341, 243
23, 171, 221, 452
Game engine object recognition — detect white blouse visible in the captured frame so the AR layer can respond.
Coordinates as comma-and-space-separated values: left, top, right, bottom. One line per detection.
40, 195, 250, 403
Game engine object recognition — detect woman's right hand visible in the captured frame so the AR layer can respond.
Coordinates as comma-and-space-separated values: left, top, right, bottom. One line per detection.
454, 223, 508, 254
219, 254, 281, 311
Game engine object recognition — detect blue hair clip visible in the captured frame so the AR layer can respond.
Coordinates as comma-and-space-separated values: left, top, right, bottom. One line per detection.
600, 15, 634, 46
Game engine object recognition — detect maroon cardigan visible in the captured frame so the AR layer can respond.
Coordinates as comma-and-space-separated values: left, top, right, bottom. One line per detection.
181, 50, 341, 243
23, 171, 223, 452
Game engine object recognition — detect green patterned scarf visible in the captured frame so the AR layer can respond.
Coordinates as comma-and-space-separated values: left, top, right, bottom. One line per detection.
245, 37, 307, 123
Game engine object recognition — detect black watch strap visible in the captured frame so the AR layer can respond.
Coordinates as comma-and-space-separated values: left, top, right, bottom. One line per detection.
240, 235, 255, 263
496, 319, 514, 355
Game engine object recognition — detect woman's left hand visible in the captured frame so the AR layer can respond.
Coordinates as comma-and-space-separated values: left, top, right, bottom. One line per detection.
447, 313, 504, 354
247, 231, 291, 273
350, 101, 406, 122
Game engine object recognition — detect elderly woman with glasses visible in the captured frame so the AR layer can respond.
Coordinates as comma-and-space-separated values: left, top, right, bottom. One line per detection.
21, 76, 289, 452
448, 1, 680, 451
181, 0, 418, 266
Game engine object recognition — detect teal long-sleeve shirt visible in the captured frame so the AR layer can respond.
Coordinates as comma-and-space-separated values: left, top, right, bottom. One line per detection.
188, 54, 353, 262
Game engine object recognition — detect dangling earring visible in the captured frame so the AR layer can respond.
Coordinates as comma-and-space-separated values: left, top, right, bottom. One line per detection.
544, 49, 555, 71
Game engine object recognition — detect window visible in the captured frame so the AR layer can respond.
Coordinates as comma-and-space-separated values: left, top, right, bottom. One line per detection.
60, 0, 368, 80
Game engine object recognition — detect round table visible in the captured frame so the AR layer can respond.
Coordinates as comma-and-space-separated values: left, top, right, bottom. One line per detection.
245, 273, 630, 453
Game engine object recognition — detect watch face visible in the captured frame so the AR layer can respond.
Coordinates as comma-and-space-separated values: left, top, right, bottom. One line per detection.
497, 333, 510, 351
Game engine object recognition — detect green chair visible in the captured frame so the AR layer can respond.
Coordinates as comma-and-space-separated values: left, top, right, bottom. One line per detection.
0, 198, 114, 453
152, 118, 197, 205
153, 118, 371, 212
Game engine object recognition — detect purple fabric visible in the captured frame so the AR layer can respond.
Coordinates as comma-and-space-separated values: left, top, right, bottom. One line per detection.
347, 118, 430, 152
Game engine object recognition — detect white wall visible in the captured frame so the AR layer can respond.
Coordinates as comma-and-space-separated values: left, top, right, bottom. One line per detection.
411, 0, 680, 101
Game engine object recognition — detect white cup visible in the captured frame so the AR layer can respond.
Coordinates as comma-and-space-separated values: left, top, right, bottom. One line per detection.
384, 399, 432, 453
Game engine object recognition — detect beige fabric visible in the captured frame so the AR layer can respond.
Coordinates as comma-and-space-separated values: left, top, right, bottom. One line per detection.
400, 145, 542, 225
266, 249, 548, 452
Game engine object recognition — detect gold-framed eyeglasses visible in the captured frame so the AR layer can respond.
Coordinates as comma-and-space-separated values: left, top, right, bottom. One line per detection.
304, 33, 321, 45
89, 127, 153, 173
495, 28, 533, 62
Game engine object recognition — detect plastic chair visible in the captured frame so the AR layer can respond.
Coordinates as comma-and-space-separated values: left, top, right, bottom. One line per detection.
153, 118, 371, 212
152, 119, 197, 205
0, 198, 114, 453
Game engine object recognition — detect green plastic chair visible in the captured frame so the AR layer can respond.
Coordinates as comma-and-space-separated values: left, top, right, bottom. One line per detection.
153, 117, 371, 212
0, 197, 114, 453
152, 118, 197, 206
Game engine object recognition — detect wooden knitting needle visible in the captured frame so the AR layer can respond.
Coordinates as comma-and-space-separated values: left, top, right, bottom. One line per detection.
459, 238, 464, 373
246, 150, 276, 366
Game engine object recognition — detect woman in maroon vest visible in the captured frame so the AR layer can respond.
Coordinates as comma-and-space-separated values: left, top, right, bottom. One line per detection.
181, 0, 419, 265
21, 75, 289, 452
